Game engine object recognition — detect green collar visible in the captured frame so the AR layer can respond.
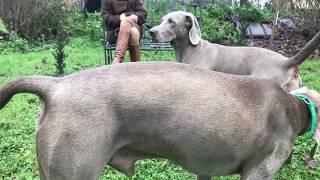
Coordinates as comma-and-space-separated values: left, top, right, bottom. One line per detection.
293, 94, 317, 138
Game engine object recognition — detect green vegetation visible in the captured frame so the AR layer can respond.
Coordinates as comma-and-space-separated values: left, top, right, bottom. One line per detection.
201, 5, 241, 45
0, 19, 8, 34
53, 31, 69, 76
0, 38, 320, 179
200, 3, 273, 45
0, 2, 274, 54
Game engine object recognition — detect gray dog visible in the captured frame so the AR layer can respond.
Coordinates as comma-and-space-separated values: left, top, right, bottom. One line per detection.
1, 62, 319, 180
149, 11, 320, 91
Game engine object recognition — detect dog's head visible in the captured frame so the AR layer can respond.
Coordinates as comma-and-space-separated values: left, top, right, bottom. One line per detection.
149, 11, 201, 45
290, 87, 320, 143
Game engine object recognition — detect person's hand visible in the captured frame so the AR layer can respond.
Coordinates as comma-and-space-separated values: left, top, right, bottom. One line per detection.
128, 14, 138, 23
120, 13, 126, 21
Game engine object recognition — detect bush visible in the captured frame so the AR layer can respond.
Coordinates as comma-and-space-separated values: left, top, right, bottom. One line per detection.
0, 0, 39, 36
234, 4, 268, 25
200, 5, 242, 45
0, 1, 70, 54
64, 11, 103, 43
0, 0, 84, 37
0, 0, 84, 42
28, 1, 69, 42
0, 32, 28, 53
0, 9, 102, 53
0, 1, 103, 53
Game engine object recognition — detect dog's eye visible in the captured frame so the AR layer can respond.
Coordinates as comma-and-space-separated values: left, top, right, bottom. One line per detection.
168, 19, 175, 24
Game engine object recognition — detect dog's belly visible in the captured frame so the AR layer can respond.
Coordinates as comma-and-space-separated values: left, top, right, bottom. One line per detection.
175, 152, 243, 176
131, 146, 243, 176
107, 145, 242, 176
113, 101, 265, 176
126, 134, 249, 176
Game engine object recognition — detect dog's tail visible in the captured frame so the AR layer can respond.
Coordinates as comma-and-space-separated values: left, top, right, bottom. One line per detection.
0, 76, 58, 109
286, 31, 320, 68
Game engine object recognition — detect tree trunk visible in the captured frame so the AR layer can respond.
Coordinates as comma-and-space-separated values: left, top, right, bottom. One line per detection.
269, 0, 282, 50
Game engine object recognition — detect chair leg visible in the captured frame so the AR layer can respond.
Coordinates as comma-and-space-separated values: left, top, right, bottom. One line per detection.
108, 48, 112, 65
105, 41, 113, 65
104, 45, 108, 65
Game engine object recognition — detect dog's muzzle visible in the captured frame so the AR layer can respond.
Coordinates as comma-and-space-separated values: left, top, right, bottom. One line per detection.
149, 28, 159, 42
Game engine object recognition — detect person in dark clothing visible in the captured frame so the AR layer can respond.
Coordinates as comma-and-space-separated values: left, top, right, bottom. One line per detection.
84, 0, 101, 13
101, 0, 147, 63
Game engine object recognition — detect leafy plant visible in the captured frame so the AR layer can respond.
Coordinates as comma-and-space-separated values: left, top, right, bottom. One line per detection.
64, 11, 103, 42
0, 32, 29, 53
235, 4, 265, 23
53, 31, 69, 76
200, 5, 242, 45
28, 1, 68, 42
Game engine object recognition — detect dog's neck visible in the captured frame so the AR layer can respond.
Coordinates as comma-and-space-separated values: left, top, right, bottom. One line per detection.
170, 38, 200, 63
296, 98, 313, 135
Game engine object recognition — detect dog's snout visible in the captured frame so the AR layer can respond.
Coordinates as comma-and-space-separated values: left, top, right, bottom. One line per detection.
149, 29, 157, 37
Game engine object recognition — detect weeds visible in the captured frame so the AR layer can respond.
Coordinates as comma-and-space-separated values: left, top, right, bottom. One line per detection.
53, 31, 68, 76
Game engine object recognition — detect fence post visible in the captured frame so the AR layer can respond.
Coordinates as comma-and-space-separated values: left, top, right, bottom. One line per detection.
171, 0, 176, 12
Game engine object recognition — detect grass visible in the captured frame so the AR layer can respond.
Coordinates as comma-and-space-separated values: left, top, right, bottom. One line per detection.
0, 38, 320, 179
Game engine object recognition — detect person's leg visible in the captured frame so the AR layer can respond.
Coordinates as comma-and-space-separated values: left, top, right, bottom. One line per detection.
128, 25, 141, 62
112, 18, 133, 64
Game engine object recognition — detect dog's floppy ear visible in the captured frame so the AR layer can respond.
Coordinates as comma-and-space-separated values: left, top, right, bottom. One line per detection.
186, 13, 201, 45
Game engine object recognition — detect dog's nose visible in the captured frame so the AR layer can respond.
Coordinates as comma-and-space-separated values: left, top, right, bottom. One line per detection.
149, 29, 157, 37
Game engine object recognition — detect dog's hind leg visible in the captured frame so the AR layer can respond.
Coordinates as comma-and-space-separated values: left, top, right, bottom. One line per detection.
36, 116, 121, 180
38, 132, 118, 180
240, 141, 292, 180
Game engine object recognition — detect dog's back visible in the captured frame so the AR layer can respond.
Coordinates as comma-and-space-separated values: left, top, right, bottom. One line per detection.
150, 11, 320, 92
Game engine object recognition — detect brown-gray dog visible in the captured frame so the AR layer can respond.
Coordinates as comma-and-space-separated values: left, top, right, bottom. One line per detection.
0, 62, 319, 180
149, 11, 320, 92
